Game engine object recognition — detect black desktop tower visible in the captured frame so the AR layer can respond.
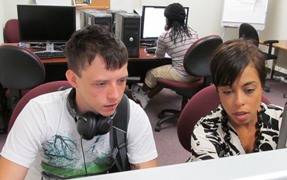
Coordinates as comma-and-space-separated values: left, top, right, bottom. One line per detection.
115, 12, 140, 57
107, 9, 127, 32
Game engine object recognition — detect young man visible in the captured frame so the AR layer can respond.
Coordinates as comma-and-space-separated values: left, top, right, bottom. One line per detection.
0, 25, 158, 179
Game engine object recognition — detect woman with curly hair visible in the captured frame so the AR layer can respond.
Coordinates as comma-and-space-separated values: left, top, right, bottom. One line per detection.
132, 3, 199, 109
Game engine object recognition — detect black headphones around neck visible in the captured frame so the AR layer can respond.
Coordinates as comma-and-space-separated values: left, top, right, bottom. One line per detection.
66, 88, 116, 140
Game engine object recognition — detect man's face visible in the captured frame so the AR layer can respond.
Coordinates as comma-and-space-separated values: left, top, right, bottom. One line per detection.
71, 56, 128, 117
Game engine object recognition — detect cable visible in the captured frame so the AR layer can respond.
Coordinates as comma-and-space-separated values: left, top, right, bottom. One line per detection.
80, 138, 88, 176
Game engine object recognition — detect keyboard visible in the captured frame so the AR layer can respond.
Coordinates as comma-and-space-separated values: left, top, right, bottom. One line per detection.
140, 39, 157, 47
35, 51, 66, 59
146, 47, 156, 54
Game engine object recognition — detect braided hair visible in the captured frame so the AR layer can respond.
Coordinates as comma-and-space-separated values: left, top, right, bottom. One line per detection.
164, 3, 190, 44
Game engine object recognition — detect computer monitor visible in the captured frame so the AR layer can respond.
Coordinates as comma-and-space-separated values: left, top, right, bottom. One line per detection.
140, 5, 189, 44
277, 102, 287, 149
17, 5, 76, 52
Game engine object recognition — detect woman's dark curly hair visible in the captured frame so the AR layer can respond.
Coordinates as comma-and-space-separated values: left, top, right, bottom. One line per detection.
164, 3, 190, 44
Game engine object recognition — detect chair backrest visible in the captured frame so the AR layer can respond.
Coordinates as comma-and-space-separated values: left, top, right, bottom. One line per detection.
184, 35, 223, 78
3, 19, 20, 43
177, 84, 271, 153
156, 35, 223, 105
8, 80, 72, 133
239, 23, 259, 47
0, 45, 46, 109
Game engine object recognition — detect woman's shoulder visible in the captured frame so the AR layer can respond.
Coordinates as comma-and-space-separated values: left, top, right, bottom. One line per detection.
262, 102, 283, 115
195, 106, 223, 129
260, 102, 283, 126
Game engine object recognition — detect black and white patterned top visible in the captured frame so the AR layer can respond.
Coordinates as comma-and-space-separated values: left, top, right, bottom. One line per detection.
190, 102, 283, 161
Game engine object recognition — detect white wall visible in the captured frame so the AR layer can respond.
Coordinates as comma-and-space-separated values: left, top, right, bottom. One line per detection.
1, 0, 287, 72
1, 0, 287, 40
110, 0, 142, 12
1, 0, 31, 43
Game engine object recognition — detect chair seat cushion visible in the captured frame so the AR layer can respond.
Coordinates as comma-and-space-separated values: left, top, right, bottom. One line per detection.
157, 77, 204, 98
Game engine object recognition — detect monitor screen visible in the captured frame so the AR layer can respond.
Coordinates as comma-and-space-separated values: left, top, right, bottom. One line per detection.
17, 5, 76, 44
140, 5, 189, 42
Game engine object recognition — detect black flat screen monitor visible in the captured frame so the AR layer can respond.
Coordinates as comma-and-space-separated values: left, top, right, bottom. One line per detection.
140, 5, 189, 43
17, 5, 76, 51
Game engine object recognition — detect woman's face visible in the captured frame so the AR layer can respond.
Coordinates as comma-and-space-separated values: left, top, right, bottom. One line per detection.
217, 63, 263, 128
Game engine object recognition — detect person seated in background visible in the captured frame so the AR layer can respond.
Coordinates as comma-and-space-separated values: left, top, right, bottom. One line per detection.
0, 25, 158, 179
189, 39, 283, 161
131, 3, 200, 109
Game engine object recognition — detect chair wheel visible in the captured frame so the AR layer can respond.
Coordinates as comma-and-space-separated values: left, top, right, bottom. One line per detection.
154, 126, 161, 132
264, 86, 270, 92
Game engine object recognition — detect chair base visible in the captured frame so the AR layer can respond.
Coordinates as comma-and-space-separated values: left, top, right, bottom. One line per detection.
155, 109, 180, 132
264, 85, 271, 92
126, 76, 141, 89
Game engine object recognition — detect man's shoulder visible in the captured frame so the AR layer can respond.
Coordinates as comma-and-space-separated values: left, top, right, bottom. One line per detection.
29, 88, 71, 106
126, 97, 150, 129
127, 98, 147, 115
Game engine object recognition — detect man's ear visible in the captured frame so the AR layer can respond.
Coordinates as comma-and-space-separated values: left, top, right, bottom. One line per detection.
66, 69, 78, 88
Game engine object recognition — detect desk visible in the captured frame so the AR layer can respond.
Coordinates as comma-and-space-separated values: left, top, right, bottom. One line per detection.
76, 148, 287, 180
39, 47, 171, 82
39, 48, 165, 64
259, 40, 287, 79
260, 40, 287, 51
1, 44, 171, 83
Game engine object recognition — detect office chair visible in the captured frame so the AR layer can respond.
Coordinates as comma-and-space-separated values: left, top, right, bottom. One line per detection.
154, 35, 223, 132
8, 80, 71, 133
177, 84, 271, 153
239, 23, 279, 92
3, 19, 20, 43
0, 45, 46, 131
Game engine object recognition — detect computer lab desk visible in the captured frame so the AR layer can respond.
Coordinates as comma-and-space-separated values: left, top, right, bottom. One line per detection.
260, 40, 287, 51
39, 47, 171, 83
2, 43, 171, 83
259, 40, 287, 79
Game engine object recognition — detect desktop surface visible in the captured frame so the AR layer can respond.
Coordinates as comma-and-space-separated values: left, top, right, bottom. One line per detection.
2, 44, 171, 83
260, 40, 287, 51
33, 47, 166, 63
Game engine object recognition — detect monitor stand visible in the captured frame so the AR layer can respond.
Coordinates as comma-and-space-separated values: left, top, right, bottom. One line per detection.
35, 42, 63, 53
46, 42, 56, 52
45, 42, 64, 52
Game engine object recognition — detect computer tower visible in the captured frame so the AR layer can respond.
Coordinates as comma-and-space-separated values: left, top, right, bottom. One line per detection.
115, 12, 140, 57
78, 9, 92, 28
106, 9, 126, 32
85, 10, 113, 30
